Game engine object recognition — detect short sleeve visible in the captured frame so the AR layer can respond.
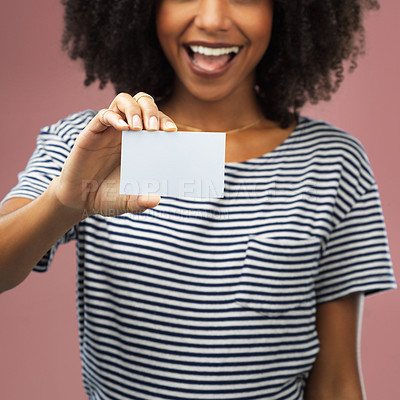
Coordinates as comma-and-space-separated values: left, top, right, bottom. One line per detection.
1, 110, 96, 272
315, 183, 396, 304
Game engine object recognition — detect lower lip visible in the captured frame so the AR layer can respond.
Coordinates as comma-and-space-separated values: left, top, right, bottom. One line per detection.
183, 48, 240, 79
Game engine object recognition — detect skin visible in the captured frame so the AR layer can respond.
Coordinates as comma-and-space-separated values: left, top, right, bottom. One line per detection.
305, 293, 365, 400
156, 0, 274, 106
156, 0, 296, 162
0, 1, 365, 398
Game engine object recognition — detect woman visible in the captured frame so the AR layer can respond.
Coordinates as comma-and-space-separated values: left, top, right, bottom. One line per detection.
0, 0, 396, 399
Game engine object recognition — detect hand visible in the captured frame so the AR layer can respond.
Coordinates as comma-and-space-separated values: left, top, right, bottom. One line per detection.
54, 92, 177, 217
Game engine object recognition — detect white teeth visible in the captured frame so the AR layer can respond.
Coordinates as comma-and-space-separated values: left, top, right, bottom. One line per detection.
189, 45, 240, 57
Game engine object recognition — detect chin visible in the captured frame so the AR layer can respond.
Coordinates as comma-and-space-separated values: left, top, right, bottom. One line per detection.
183, 83, 240, 104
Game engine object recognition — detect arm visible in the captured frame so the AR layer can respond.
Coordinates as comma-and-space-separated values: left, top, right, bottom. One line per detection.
0, 92, 176, 293
0, 189, 83, 293
304, 293, 365, 400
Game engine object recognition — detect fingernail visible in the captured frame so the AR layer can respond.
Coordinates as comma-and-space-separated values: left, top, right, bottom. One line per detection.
118, 119, 129, 128
149, 116, 158, 131
165, 121, 177, 130
131, 115, 142, 129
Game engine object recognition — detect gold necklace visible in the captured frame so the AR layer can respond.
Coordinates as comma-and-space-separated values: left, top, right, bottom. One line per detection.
176, 118, 262, 134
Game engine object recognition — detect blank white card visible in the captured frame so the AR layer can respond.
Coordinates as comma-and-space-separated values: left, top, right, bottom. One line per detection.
120, 130, 226, 198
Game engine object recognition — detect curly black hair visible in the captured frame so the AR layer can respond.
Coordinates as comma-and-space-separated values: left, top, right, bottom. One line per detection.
62, 0, 379, 128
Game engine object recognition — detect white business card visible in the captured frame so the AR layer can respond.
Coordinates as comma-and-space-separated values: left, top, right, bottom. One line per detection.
120, 130, 226, 198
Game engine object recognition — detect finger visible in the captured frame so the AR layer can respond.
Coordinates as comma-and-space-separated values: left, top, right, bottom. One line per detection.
110, 93, 143, 131
133, 92, 160, 131
96, 109, 130, 131
137, 194, 160, 209
159, 111, 177, 131
125, 194, 160, 213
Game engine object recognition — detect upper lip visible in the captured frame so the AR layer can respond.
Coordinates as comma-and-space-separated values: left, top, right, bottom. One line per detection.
185, 41, 241, 49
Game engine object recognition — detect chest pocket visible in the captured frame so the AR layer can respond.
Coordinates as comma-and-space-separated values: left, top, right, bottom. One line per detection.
235, 236, 321, 317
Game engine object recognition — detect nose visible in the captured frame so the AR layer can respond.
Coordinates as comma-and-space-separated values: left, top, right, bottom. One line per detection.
194, 0, 232, 33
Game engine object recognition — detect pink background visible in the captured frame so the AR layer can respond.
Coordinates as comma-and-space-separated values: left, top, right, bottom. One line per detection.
0, 1, 399, 399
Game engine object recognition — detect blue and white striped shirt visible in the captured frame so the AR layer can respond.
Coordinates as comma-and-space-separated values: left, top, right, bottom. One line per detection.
4, 110, 396, 399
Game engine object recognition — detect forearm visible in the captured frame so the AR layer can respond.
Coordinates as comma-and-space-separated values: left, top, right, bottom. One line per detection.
304, 294, 365, 400
0, 179, 83, 292
304, 348, 364, 400
304, 374, 365, 400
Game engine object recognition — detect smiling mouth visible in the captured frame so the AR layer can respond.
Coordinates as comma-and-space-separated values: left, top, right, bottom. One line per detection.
185, 44, 241, 73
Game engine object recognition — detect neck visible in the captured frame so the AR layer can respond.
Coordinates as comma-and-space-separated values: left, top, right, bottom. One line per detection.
159, 81, 264, 132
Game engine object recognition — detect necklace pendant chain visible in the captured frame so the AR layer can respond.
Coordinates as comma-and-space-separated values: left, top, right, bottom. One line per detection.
176, 118, 262, 134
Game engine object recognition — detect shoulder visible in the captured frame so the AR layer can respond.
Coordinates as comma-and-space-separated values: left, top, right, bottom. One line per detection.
293, 116, 375, 188
296, 116, 368, 161
39, 109, 97, 148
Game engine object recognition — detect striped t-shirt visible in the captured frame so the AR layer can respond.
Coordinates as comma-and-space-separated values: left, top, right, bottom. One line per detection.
4, 110, 396, 400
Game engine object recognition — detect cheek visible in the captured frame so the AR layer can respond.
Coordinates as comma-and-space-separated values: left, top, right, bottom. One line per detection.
156, 6, 175, 52
156, 10, 187, 71
252, 13, 274, 56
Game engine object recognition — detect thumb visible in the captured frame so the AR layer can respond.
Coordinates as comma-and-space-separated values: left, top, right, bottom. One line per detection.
128, 195, 160, 213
